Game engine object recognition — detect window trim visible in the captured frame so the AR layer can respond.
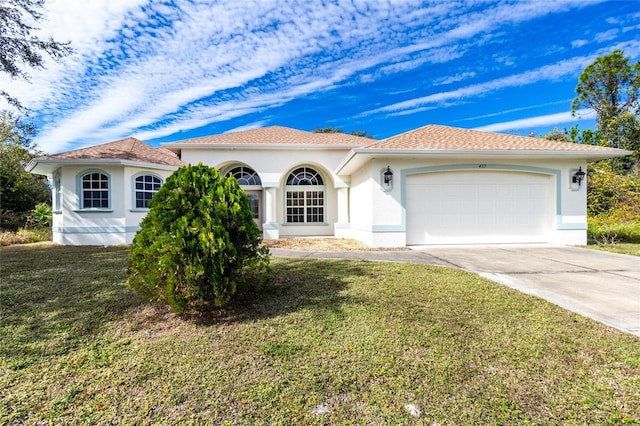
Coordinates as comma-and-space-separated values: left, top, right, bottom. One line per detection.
76, 169, 112, 211
131, 172, 164, 211
284, 166, 326, 224
53, 170, 62, 213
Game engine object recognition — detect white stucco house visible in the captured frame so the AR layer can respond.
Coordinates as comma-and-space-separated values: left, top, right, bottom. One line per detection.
27, 124, 631, 247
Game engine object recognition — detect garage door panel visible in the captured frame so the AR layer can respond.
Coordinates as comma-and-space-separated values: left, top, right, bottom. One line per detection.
406, 171, 553, 245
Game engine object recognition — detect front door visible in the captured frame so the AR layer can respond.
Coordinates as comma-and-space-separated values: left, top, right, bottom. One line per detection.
245, 190, 263, 230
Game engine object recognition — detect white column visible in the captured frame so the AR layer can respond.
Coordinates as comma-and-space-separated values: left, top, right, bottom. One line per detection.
263, 187, 279, 239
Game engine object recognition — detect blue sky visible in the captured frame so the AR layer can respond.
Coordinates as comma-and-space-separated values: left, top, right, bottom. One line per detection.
2, 0, 639, 154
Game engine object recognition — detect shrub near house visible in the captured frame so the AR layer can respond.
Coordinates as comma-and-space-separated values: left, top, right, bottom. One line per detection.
127, 163, 269, 314
587, 162, 640, 243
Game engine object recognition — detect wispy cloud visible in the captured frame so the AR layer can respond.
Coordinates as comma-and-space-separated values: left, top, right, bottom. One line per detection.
473, 108, 596, 132
361, 39, 640, 118
359, 56, 594, 117
452, 100, 572, 123
0, 0, 630, 154
571, 39, 588, 48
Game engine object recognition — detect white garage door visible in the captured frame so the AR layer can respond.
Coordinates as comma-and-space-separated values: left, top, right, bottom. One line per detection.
406, 171, 553, 245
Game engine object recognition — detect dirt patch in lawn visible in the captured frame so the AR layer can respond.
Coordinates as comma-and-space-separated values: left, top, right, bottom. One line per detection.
262, 237, 409, 251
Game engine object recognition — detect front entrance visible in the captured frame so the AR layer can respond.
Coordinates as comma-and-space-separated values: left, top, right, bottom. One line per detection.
245, 190, 263, 230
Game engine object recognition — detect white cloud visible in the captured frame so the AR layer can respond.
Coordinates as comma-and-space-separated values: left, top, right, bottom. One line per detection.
361, 39, 640, 118
595, 29, 618, 43
360, 56, 594, 116
473, 108, 596, 132
571, 39, 588, 48
0, 0, 622, 153
224, 121, 269, 134
452, 100, 572, 123
436, 72, 477, 86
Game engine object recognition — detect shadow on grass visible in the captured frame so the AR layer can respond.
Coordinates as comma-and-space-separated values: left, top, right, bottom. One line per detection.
0, 245, 141, 369
1, 246, 377, 366
183, 258, 374, 326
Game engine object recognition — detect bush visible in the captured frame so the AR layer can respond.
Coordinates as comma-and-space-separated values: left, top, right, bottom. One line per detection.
587, 162, 640, 244
587, 162, 640, 217
0, 208, 23, 231
588, 220, 640, 244
25, 203, 52, 230
127, 164, 269, 314
0, 228, 52, 246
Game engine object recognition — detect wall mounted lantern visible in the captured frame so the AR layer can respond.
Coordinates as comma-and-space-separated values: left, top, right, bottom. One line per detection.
572, 166, 586, 187
381, 166, 393, 191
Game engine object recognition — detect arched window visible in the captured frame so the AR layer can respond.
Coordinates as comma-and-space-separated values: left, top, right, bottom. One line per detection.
79, 171, 110, 209
285, 167, 325, 223
226, 166, 261, 186
134, 174, 162, 209
286, 167, 324, 186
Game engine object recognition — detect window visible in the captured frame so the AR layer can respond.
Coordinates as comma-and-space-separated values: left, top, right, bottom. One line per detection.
134, 174, 162, 208
286, 167, 324, 186
285, 167, 325, 223
227, 166, 261, 186
80, 171, 110, 209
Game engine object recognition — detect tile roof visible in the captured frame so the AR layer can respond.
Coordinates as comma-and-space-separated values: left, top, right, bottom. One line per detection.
366, 124, 627, 152
173, 125, 372, 146
40, 137, 185, 166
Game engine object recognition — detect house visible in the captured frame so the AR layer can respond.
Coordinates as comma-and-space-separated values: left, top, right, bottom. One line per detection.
27, 124, 631, 247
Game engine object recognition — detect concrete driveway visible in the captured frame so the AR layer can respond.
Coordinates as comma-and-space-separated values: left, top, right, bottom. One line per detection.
410, 245, 640, 337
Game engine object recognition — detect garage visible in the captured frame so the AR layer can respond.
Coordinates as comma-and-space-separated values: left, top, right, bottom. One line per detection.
406, 170, 554, 245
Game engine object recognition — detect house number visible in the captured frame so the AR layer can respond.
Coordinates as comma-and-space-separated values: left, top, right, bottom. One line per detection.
478, 164, 487, 168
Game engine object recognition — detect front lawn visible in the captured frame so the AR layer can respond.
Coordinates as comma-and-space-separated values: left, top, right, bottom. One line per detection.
586, 243, 640, 257
1, 245, 639, 424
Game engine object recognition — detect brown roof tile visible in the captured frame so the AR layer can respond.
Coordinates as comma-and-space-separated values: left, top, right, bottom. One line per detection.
174, 125, 372, 146
367, 124, 626, 152
42, 137, 185, 166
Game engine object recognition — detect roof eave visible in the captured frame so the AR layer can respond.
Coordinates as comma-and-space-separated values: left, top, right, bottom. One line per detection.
162, 142, 365, 151
27, 158, 183, 175
336, 148, 633, 175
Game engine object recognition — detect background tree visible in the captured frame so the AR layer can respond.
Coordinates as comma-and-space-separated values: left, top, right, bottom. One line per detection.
0, 110, 50, 230
571, 49, 640, 171
313, 127, 374, 139
1, 0, 73, 108
127, 163, 270, 314
542, 125, 602, 146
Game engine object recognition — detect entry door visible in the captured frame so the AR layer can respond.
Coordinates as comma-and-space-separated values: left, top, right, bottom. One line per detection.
245, 190, 263, 230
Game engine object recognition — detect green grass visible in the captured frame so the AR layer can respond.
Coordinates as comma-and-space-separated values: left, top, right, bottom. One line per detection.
2, 245, 639, 424
585, 243, 640, 257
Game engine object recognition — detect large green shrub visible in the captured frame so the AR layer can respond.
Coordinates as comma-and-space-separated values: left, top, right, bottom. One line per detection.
127, 164, 269, 313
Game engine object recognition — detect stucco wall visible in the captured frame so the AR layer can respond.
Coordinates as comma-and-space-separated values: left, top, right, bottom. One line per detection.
180, 147, 351, 238
46, 150, 589, 247
345, 157, 588, 247
52, 165, 175, 245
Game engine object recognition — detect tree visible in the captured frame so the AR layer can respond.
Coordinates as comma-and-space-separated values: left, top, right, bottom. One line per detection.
572, 50, 640, 152
542, 125, 602, 146
0, 110, 50, 230
1, 0, 73, 108
127, 163, 270, 314
312, 127, 374, 138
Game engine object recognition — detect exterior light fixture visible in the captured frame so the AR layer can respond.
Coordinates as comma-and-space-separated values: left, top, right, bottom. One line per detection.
381, 165, 393, 191
572, 166, 586, 187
